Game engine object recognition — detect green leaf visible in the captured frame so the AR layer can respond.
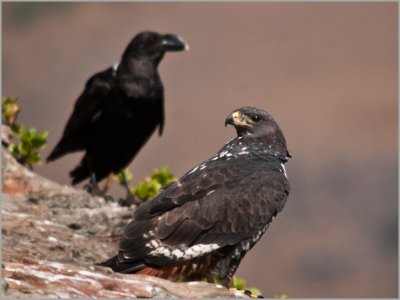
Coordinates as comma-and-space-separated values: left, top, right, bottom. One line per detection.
233, 276, 263, 297
132, 179, 157, 200
116, 169, 133, 186
17, 142, 29, 156
31, 136, 47, 149
15, 123, 25, 135
129, 167, 176, 202
27, 127, 37, 139
233, 276, 247, 290
20, 134, 31, 144
151, 167, 176, 187
26, 151, 41, 166
248, 287, 262, 297
132, 182, 150, 200
8, 143, 18, 155
36, 130, 49, 140
2, 96, 20, 127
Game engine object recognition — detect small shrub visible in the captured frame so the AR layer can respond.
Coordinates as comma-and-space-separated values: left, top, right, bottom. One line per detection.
132, 167, 176, 201
2, 96, 48, 169
119, 167, 176, 201
233, 276, 262, 297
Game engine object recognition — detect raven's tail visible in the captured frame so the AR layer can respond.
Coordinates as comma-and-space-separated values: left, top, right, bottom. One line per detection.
70, 161, 91, 185
47, 142, 68, 162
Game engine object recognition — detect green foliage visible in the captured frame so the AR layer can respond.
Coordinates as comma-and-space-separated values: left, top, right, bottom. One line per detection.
150, 167, 176, 187
273, 295, 289, 299
233, 276, 262, 297
116, 168, 133, 185
2, 96, 48, 169
132, 167, 176, 201
2, 96, 21, 128
233, 276, 247, 290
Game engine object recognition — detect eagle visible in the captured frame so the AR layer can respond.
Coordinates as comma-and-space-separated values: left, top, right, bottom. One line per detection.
101, 107, 291, 286
46, 31, 188, 197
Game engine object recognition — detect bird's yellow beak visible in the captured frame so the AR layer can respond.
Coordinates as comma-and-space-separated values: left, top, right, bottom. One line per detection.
225, 111, 250, 127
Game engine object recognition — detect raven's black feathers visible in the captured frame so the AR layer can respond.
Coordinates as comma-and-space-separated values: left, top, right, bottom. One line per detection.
47, 31, 187, 185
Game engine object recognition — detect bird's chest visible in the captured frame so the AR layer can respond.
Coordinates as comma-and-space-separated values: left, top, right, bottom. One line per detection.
119, 74, 161, 99
92, 91, 160, 135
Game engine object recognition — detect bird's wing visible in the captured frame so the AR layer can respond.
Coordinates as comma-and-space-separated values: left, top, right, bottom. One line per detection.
47, 67, 116, 161
119, 158, 289, 266
64, 67, 116, 141
158, 95, 165, 135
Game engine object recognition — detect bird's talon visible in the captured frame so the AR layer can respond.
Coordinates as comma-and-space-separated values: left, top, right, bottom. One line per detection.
103, 194, 114, 202
84, 183, 113, 201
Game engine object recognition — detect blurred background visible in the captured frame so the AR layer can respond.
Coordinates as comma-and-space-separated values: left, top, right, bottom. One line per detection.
3, 2, 398, 298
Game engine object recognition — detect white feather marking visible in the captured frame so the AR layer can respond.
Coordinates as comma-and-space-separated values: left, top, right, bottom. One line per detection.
219, 150, 228, 158
150, 240, 159, 248
206, 190, 215, 196
112, 62, 119, 72
238, 150, 249, 155
171, 249, 184, 258
149, 243, 220, 260
281, 163, 288, 178
188, 165, 199, 175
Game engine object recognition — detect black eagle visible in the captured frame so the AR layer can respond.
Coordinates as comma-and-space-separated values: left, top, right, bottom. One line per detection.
101, 107, 291, 286
47, 31, 188, 195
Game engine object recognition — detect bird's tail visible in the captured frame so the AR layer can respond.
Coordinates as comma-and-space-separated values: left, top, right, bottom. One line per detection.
70, 162, 91, 185
98, 255, 119, 270
46, 143, 68, 162
98, 255, 146, 274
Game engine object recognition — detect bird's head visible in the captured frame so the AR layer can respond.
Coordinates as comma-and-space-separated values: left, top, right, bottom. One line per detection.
123, 31, 188, 63
225, 107, 287, 144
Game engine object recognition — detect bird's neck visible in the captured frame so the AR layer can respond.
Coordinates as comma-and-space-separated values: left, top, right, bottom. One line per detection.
118, 57, 159, 79
220, 136, 289, 162
116, 57, 162, 98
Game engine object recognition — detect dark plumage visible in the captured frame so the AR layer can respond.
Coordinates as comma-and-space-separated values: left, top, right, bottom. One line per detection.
101, 107, 291, 286
47, 31, 187, 190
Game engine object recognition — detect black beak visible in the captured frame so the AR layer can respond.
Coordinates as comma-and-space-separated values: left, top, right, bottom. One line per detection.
225, 114, 235, 127
160, 34, 188, 52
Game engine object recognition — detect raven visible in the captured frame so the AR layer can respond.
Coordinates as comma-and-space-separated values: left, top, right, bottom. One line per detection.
101, 107, 291, 287
47, 31, 188, 196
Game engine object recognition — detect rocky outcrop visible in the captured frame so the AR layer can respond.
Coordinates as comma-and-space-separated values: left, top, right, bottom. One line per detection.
1, 149, 246, 298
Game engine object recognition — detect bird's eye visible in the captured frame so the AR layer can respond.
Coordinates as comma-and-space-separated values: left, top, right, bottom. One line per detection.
251, 115, 261, 122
